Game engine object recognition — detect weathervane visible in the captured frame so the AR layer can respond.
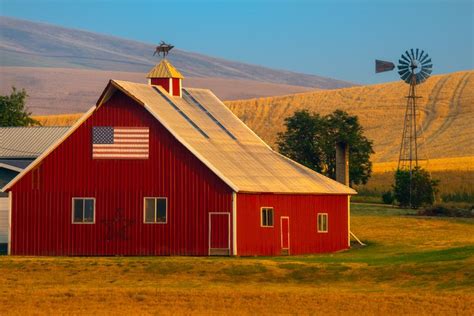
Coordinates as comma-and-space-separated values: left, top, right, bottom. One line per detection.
153, 41, 174, 58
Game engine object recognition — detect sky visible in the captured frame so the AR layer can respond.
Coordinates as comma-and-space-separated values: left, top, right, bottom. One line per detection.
1, 0, 473, 84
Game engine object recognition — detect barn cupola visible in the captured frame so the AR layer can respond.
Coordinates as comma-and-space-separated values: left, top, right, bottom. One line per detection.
147, 41, 184, 97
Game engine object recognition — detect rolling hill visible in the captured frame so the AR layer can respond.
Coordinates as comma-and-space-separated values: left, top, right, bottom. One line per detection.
226, 71, 473, 162
0, 16, 353, 89
34, 71, 473, 163
0, 67, 313, 114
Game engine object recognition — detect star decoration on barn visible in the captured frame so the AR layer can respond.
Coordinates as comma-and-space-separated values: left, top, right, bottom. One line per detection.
102, 207, 135, 242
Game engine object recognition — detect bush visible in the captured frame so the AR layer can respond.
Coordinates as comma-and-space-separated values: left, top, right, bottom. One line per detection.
418, 205, 474, 218
393, 167, 439, 208
441, 192, 474, 203
382, 191, 394, 204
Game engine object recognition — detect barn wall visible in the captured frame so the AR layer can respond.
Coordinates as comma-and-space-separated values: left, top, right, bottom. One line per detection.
150, 78, 170, 93
236, 193, 349, 256
172, 78, 181, 97
10, 91, 233, 256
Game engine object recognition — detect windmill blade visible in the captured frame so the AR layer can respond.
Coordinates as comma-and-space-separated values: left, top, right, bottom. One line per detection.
400, 71, 411, 81
422, 58, 432, 65
419, 50, 425, 61
398, 70, 409, 77
375, 60, 396, 73
420, 54, 429, 63
398, 59, 409, 66
420, 69, 431, 77
422, 64, 433, 69
417, 72, 427, 82
415, 48, 419, 59
405, 51, 413, 61
423, 68, 433, 75
398, 65, 409, 72
410, 49, 416, 60
418, 72, 429, 83
402, 52, 411, 63
415, 73, 422, 83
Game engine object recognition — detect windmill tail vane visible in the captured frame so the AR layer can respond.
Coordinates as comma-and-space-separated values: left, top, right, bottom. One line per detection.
375, 60, 395, 73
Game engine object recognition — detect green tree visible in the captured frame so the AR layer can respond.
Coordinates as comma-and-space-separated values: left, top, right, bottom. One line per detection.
0, 87, 39, 127
393, 166, 439, 208
277, 109, 374, 186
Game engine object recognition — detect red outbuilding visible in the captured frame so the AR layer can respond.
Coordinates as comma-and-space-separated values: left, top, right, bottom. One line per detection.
2, 59, 356, 256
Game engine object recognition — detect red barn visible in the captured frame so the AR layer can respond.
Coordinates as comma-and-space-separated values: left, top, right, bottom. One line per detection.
2, 59, 356, 256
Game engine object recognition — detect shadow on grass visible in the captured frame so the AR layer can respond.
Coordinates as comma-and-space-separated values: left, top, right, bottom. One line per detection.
264, 245, 474, 266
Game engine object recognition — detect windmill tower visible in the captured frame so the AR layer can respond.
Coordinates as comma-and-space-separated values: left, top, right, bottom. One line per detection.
376, 49, 433, 204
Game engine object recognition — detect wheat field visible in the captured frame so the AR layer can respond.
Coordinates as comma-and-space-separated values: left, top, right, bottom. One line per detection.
226, 70, 473, 162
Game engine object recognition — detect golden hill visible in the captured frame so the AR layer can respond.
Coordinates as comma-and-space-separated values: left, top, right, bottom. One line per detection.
226, 70, 473, 163
35, 71, 473, 163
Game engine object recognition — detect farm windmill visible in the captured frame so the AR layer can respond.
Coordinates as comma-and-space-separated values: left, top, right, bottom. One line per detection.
376, 49, 433, 170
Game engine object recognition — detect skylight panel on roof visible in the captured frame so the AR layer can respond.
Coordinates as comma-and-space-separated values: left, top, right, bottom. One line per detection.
152, 87, 209, 139
183, 90, 237, 140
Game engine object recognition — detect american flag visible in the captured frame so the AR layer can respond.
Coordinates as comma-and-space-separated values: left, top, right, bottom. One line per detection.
92, 127, 149, 159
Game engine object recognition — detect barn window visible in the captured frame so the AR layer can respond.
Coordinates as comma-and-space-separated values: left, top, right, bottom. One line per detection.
72, 198, 95, 224
261, 207, 274, 227
317, 213, 328, 233
144, 197, 168, 224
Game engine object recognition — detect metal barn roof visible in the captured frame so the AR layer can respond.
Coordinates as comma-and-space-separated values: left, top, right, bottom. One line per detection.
100, 80, 356, 195
146, 59, 184, 79
3, 81, 356, 194
0, 127, 69, 158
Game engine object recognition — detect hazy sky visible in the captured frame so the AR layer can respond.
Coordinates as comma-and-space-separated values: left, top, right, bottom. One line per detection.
1, 0, 473, 84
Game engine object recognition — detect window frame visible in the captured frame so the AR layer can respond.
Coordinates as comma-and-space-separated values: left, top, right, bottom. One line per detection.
260, 206, 274, 228
143, 197, 168, 224
71, 197, 96, 224
317, 213, 328, 233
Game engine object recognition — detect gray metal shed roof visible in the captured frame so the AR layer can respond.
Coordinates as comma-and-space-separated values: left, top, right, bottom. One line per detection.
0, 127, 69, 158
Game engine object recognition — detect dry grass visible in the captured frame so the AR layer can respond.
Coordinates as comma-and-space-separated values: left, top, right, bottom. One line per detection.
356, 157, 474, 200
1, 204, 473, 315
361, 170, 473, 195
34, 112, 83, 126
226, 70, 474, 162
359, 157, 473, 201
373, 156, 474, 173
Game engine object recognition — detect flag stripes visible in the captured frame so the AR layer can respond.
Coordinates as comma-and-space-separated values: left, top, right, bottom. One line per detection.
92, 127, 149, 159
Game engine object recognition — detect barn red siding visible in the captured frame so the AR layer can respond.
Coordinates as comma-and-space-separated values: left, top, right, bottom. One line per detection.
10, 91, 233, 256
236, 193, 349, 256
172, 78, 181, 96
150, 78, 170, 92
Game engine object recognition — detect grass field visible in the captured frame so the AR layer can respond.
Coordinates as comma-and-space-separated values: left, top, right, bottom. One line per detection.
1, 204, 473, 315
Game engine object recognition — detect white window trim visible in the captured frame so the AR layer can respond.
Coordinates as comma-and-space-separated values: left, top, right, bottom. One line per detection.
317, 212, 328, 233
208, 212, 231, 255
280, 216, 290, 251
260, 206, 274, 228
71, 197, 96, 224
143, 197, 168, 224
